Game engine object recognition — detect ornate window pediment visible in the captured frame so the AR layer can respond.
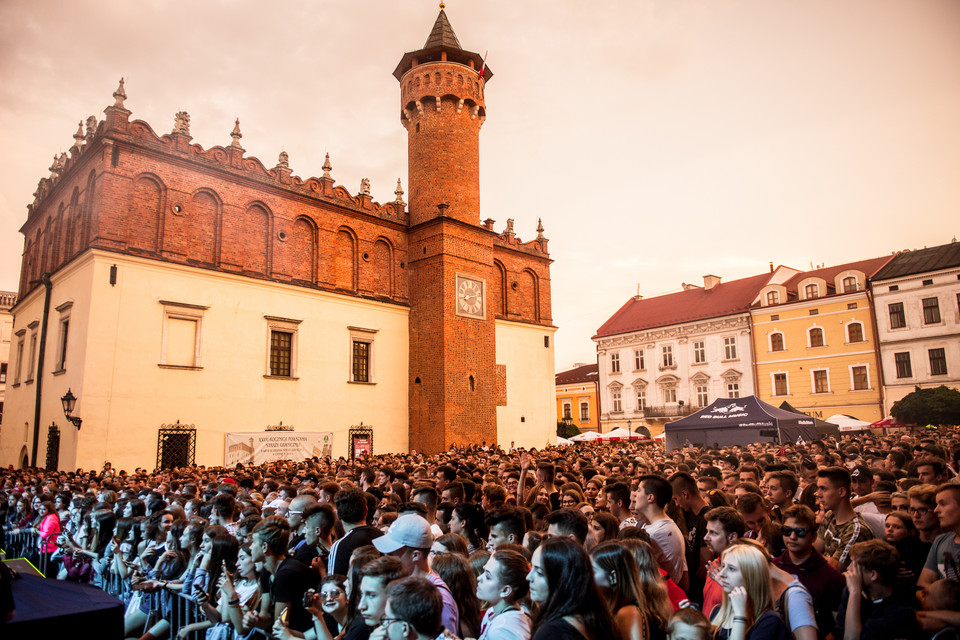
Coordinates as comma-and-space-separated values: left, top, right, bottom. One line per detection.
608, 380, 623, 391
690, 371, 710, 385
657, 374, 679, 389
631, 377, 648, 390
721, 369, 742, 383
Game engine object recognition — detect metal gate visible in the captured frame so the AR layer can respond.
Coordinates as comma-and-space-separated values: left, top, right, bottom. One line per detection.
157, 421, 196, 470
348, 423, 374, 460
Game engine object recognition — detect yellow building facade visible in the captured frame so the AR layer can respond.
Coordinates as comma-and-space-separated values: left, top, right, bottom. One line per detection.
555, 364, 600, 433
750, 258, 890, 422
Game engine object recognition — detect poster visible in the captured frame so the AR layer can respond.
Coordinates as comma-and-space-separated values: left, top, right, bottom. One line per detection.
224, 431, 333, 466
352, 436, 372, 459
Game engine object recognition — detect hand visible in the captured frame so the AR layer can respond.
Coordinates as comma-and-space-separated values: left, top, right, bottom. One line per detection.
844, 560, 863, 594
520, 452, 532, 470
706, 559, 723, 587
243, 611, 261, 630
728, 585, 748, 617
917, 611, 947, 633
273, 620, 289, 639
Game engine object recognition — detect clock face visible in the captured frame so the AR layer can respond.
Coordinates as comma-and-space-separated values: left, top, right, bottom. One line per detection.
456, 275, 485, 318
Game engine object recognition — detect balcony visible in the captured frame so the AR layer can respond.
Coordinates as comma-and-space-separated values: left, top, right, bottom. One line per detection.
642, 404, 701, 418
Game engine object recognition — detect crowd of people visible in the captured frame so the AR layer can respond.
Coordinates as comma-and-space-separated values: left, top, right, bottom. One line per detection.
2, 429, 960, 640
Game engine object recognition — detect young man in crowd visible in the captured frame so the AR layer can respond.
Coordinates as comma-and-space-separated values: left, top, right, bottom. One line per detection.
411, 485, 443, 538
605, 481, 638, 529
635, 474, 688, 592
373, 514, 459, 635
764, 470, 798, 523
815, 467, 873, 570
544, 507, 589, 545
918, 483, 960, 589
669, 471, 710, 607
352, 556, 408, 640
380, 576, 450, 640
484, 506, 526, 552
327, 486, 383, 576
702, 506, 746, 616
917, 458, 949, 486
291, 503, 337, 570
773, 504, 845, 640
908, 483, 943, 546
736, 492, 771, 540
834, 540, 918, 640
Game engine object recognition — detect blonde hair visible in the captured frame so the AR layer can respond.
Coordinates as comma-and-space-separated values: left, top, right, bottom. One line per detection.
713, 544, 773, 632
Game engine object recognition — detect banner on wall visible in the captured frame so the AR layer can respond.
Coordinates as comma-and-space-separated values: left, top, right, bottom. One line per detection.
224, 432, 334, 466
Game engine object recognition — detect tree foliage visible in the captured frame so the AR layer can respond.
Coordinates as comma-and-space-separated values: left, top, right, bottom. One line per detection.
891, 385, 960, 426
557, 420, 581, 438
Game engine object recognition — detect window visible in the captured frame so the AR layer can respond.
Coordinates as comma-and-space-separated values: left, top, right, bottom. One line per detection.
612, 391, 622, 412
813, 369, 829, 394
663, 388, 677, 404
636, 389, 646, 410
26, 328, 38, 383
770, 332, 784, 352
160, 300, 207, 369
930, 348, 947, 376
888, 285, 899, 292
809, 309, 819, 316
54, 301, 72, 372
922, 297, 941, 324
847, 323, 864, 343
851, 366, 869, 391
727, 382, 740, 398
770, 314, 779, 321
264, 315, 302, 378
610, 353, 620, 373
696, 385, 709, 407
634, 349, 645, 370
889, 302, 906, 329
352, 340, 370, 382
847, 303, 857, 310
562, 402, 572, 420
580, 401, 590, 421
809, 327, 825, 348
662, 345, 674, 368
773, 373, 788, 396
842, 277, 858, 292
693, 341, 706, 364
13, 331, 24, 385
0, 363, 6, 384
922, 279, 934, 286
894, 352, 912, 378
724, 336, 738, 360
766, 291, 780, 305
805, 283, 819, 299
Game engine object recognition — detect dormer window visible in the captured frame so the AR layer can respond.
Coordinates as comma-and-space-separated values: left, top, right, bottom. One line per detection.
842, 276, 858, 292
804, 283, 819, 299
766, 291, 780, 305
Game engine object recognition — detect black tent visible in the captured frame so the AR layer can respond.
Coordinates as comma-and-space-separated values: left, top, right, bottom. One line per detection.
778, 401, 840, 438
664, 396, 817, 451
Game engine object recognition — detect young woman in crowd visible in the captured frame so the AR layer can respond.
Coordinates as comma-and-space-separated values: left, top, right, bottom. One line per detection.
477, 548, 533, 640
527, 537, 618, 640
590, 541, 656, 640
710, 543, 788, 640
450, 502, 486, 553
619, 539, 675, 633
884, 509, 926, 583
585, 511, 620, 551
430, 531, 470, 562
433, 551, 483, 639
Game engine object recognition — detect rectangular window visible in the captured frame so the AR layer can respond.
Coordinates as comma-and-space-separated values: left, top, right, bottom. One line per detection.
664, 388, 677, 404
160, 300, 207, 369
847, 302, 857, 310
13, 333, 24, 384
580, 402, 590, 421
889, 302, 906, 329
610, 352, 620, 373
612, 391, 622, 412
634, 349, 645, 370
922, 297, 941, 324
922, 279, 934, 286
636, 390, 646, 410
724, 336, 738, 360
774, 373, 788, 396
27, 330, 38, 382
770, 314, 779, 321
0, 363, 6, 384
930, 348, 947, 376
352, 340, 370, 382
813, 369, 829, 394
270, 330, 293, 376
847, 323, 864, 343
662, 345, 674, 368
696, 385, 709, 407
727, 382, 740, 398
888, 285, 899, 292
56, 318, 69, 370
852, 366, 869, 391
809, 309, 819, 316
693, 341, 706, 364
770, 333, 784, 351
809, 328, 825, 348
843, 277, 858, 292
562, 402, 572, 420
894, 352, 912, 378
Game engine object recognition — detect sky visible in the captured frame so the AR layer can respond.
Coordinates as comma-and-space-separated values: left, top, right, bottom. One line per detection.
1, 0, 958, 372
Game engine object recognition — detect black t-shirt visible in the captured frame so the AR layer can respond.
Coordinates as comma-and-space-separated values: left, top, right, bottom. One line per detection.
265, 557, 320, 632
342, 614, 372, 640
683, 504, 709, 606
327, 525, 383, 577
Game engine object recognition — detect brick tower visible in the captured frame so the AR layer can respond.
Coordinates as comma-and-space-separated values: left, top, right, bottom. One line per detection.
395, 10, 498, 453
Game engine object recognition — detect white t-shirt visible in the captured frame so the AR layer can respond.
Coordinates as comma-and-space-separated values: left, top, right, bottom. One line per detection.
479, 607, 532, 640
642, 517, 688, 584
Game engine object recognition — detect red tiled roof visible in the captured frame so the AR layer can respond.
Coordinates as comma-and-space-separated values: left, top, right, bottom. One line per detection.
780, 256, 893, 295
594, 272, 773, 338
556, 363, 599, 386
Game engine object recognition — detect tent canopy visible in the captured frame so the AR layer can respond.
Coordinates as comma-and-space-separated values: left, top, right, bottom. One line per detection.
825, 414, 872, 432
603, 427, 648, 440
665, 396, 817, 451
779, 401, 840, 438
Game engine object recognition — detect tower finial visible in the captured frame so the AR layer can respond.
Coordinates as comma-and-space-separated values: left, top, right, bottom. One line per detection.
322, 152, 332, 179
73, 121, 85, 150
230, 118, 243, 148
113, 78, 127, 108
536, 217, 545, 240
394, 178, 405, 205
439, 2, 445, 8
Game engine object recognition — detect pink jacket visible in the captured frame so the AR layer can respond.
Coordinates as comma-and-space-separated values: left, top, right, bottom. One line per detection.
37, 513, 61, 553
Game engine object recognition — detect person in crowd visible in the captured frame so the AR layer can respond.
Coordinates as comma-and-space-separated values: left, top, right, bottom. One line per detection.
526, 537, 618, 640
665, 608, 711, 640
907, 484, 943, 549
669, 472, 710, 607
634, 475, 688, 592
476, 548, 533, 640
586, 511, 620, 551
544, 508, 589, 545
377, 576, 452, 640
292, 502, 337, 570
882, 510, 926, 584
917, 578, 960, 636
834, 540, 919, 640
353, 556, 409, 640
710, 543, 789, 640
450, 502, 486, 554
328, 487, 384, 577
431, 551, 482, 639
918, 483, 960, 588
591, 541, 659, 640
702, 506, 746, 615
486, 506, 526, 553
430, 532, 469, 564
605, 482, 638, 530
814, 467, 873, 571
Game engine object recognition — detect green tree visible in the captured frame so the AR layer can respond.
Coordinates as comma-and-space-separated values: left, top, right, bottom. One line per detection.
891, 385, 960, 426
557, 420, 581, 438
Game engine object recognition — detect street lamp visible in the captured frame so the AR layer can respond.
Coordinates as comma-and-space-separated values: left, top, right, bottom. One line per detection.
61, 388, 82, 430
627, 419, 633, 440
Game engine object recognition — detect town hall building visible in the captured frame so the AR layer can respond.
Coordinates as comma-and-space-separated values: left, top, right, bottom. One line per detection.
0, 10, 556, 471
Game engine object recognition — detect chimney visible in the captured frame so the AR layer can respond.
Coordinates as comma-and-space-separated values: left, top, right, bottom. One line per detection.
703, 274, 721, 290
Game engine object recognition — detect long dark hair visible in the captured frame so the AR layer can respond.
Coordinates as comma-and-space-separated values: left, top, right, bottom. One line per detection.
533, 538, 619, 640
452, 502, 486, 549
205, 530, 239, 600
431, 553, 481, 638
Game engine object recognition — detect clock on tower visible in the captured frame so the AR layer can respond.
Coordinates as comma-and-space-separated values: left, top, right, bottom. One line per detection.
456, 274, 486, 319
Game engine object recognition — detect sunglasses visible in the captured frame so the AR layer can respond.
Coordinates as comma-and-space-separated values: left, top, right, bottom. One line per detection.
781, 526, 810, 538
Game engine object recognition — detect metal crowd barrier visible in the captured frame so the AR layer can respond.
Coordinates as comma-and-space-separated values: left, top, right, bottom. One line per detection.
2, 528, 54, 577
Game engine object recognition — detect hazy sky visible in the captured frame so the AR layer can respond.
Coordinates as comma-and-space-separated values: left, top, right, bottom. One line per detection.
1, 1, 958, 371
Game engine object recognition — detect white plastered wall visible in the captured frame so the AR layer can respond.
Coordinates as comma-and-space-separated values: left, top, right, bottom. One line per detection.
495, 319, 557, 449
